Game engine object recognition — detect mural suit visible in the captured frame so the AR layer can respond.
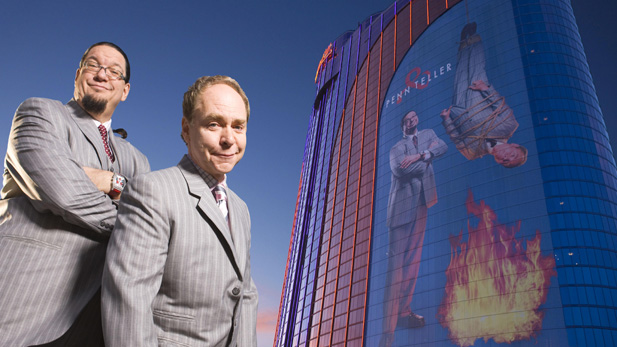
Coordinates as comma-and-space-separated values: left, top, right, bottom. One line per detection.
381, 110, 447, 346
441, 23, 526, 168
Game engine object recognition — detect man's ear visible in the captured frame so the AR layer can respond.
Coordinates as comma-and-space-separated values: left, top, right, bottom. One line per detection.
181, 117, 190, 145
120, 83, 131, 102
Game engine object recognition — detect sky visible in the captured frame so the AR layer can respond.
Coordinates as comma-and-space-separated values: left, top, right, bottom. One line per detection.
0, 1, 615, 346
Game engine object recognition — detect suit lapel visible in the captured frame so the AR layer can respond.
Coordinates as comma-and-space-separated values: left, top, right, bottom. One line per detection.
65, 100, 111, 171
417, 130, 426, 152
227, 189, 248, 277
177, 156, 242, 279
108, 134, 122, 173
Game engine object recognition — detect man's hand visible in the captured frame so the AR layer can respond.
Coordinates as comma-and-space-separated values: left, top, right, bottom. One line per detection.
83, 167, 114, 195
400, 154, 422, 169
469, 80, 489, 91
440, 106, 452, 119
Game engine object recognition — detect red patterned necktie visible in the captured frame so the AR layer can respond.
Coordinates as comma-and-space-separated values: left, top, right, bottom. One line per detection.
98, 124, 115, 162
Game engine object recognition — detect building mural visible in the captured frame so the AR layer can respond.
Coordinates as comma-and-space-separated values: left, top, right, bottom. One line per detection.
367, 3, 565, 345
276, 1, 617, 346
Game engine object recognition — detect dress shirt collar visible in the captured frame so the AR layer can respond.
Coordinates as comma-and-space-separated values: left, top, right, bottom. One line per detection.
92, 119, 112, 134
187, 154, 227, 191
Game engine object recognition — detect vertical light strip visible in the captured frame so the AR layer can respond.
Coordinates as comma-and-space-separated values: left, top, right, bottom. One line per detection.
315, 107, 345, 345
314, 36, 353, 345
344, 49, 371, 344
328, 22, 365, 344
393, 0, 397, 72
298, 87, 330, 345
278, 118, 315, 346
329, 75, 358, 346
409, 0, 413, 46
288, 104, 323, 345
347, 16, 375, 343
306, 68, 338, 347
361, 31, 384, 346
393, 13, 397, 72
426, 0, 430, 25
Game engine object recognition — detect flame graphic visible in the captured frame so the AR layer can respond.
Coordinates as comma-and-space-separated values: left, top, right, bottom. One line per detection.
438, 191, 556, 346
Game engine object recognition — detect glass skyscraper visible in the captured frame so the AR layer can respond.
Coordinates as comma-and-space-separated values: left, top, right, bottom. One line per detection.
275, 0, 617, 346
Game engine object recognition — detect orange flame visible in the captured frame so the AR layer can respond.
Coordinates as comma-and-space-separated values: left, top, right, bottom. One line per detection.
438, 190, 556, 346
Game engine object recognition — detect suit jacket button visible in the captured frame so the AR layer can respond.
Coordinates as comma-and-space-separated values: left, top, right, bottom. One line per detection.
232, 287, 240, 296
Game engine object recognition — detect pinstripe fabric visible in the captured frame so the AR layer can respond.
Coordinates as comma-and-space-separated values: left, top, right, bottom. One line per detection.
0, 97, 150, 345
102, 155, 258, 346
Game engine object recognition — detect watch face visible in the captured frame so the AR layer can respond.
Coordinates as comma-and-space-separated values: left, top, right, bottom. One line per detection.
113, 175, 126, 190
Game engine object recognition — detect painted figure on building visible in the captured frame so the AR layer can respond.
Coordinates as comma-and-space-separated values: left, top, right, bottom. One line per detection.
380, 110, 447, 347
441, 23, 527, 168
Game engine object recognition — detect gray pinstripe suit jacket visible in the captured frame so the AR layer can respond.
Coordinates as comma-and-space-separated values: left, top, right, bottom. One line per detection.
387, 129, 447, 229
102, 155, 258, 346
0, 97, 150, 345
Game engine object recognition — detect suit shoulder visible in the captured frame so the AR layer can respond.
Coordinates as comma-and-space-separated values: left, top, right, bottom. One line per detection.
124, 166, 184, 204
17, 98, 66, 116
12, 98, 71, 130
131, 165, 182, 187
418, 128, 437, 137
20, 97, 63, 107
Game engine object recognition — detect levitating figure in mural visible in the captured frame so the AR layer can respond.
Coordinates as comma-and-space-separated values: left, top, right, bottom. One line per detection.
380, 110, 447, 347
441, 22, 527, 168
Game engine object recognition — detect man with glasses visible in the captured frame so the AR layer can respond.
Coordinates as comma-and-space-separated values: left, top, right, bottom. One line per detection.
0, 42, 150, 345
380, 110, 447, 347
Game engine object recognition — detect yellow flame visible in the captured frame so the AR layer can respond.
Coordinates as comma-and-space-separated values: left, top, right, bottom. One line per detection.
438, 191, 556, 346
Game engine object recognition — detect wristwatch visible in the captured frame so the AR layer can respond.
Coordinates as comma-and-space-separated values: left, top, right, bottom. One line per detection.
109, 173, 127, 199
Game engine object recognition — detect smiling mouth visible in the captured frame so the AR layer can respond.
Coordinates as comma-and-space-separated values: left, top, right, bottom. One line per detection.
214, 153, 236, 159
90, 84, 109, 91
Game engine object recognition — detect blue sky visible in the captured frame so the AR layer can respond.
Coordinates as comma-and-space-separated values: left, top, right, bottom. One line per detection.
1, 1, 615, 345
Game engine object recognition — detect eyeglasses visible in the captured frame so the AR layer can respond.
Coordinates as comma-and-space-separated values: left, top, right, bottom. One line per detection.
81, 61, 126, 81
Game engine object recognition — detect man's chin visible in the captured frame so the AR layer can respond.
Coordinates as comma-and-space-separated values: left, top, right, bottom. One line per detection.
214, 163, 236, 174
81, 94, 108, 116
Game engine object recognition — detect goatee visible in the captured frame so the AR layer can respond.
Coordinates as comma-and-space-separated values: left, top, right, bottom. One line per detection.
81, 94, 107, 116
404, 126, 416, 135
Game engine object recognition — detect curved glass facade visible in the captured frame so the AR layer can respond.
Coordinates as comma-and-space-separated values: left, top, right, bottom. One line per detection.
275, 1, 617, 346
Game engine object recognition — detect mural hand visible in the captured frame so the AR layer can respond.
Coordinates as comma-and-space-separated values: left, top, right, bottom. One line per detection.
400, 154, 421, 168
440, 106, 452, 119
469, 80, 489, 91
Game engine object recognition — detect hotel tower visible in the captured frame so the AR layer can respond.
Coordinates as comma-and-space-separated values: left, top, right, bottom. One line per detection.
275, 0, 617, 345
